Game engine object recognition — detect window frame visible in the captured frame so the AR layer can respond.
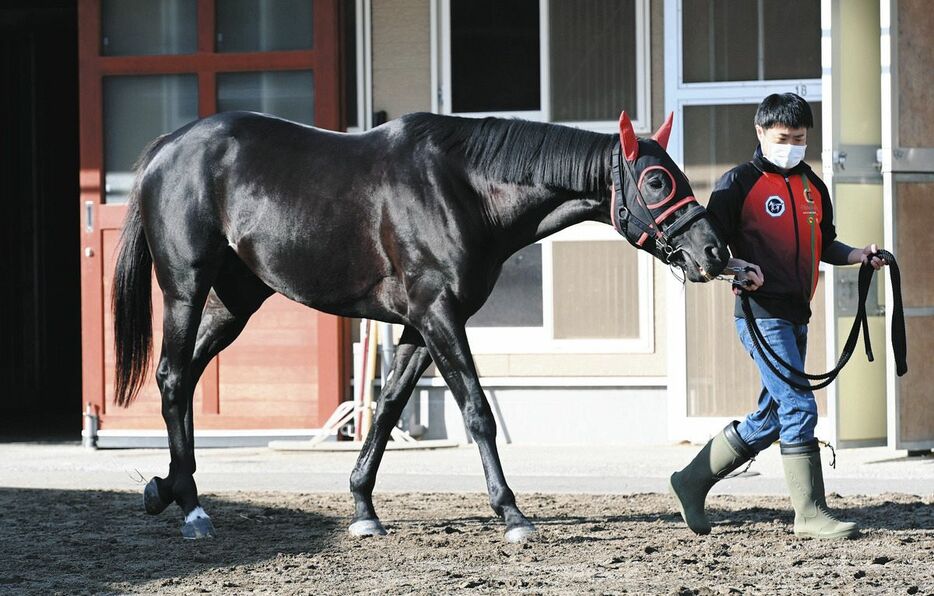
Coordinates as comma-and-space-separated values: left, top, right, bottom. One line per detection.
434, 0, 652, 134
78, 0, 345, 430
663, 0, 826, 442
431, 0, 655, 355
466, 223, 655, 355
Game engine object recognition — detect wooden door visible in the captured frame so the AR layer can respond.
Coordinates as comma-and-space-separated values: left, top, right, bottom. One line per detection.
78, 0, 348, 434
883, 0, 934, 450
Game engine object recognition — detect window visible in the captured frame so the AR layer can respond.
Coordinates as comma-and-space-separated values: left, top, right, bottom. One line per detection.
441, 0, 654, 354
682, 103, 826, 417
549, 1, 638, 124
101, 0, 197, 56
466, 225, 654, 354
552, 240, 640, 339
682, 0, 821, 83
439, 0, 650, 131
98, 1, 324, 204
664, 0, 825, 422
103, 75, 198, 203
217, 70, 316, 125
215, 0, 315, 53
682, 103, 823, 199
341, 0, 360, 130
469, 245, 543, 328
449, 1, 540, 113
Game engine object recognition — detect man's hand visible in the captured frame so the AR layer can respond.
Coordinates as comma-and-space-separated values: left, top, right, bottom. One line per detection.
727, 258, 764, 296
849, 243, 887, 270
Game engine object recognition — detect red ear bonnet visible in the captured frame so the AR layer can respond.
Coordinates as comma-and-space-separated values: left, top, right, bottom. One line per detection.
618, 111, 639, 161
652, 112, 674, 150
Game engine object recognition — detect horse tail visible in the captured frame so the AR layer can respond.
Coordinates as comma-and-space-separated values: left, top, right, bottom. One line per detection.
112, 134, 168, 407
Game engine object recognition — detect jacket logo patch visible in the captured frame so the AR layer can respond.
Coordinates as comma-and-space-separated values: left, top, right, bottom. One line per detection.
765, 196, 786, 217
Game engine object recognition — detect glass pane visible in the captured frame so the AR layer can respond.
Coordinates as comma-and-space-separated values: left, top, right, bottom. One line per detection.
682, 0, 820, 83
683, 103, 822, 200
216, 0, 314, 53
103, 75, 198, 203
451, 0, 540, 113
468, 245, 543, 327
682, 102, 825, 418
762, 1, 821, 80
553, 240, 639, 339
217, 70, 315, 125
549, 0, 636, 122
342, 0, 358, 128
101, 0, 196, 56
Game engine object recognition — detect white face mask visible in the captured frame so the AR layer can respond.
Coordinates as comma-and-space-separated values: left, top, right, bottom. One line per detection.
763, 143, 807, 170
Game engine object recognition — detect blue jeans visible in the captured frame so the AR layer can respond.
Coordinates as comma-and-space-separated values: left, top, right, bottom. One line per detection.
734, 317, 818, 452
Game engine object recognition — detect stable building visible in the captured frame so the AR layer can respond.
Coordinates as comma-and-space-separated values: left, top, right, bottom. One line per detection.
2, 0, 930, 451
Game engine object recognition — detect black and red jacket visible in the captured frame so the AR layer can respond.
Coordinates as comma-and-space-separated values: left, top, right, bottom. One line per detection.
707, 146, 837, 324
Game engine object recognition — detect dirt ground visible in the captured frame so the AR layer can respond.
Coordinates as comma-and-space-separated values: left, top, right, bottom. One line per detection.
0, 488, 931, 595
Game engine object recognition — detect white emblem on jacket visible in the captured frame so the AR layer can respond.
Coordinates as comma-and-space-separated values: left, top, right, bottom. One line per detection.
765, 195, 786, 217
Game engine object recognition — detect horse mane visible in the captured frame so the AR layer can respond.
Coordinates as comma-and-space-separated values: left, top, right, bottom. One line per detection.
404, 113, 615, 193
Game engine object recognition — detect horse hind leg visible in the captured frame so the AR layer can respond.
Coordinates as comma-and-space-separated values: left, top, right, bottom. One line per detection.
145, 248, 272, 540
189, 249, 274, 381
349, 326, 432, 537
415, 294, 536, 543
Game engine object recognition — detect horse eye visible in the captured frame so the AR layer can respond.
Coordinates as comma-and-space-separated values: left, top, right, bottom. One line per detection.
646, 176, 665, 190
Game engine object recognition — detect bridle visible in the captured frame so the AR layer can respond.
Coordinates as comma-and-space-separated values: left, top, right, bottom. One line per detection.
610, 141, 708, 265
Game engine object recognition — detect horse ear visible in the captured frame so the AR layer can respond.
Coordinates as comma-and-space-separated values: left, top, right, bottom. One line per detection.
652, 112, 674, 150
618, 111, 639, 162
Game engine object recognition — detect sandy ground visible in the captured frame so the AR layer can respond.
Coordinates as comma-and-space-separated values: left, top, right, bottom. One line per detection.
0, 488, 931, 595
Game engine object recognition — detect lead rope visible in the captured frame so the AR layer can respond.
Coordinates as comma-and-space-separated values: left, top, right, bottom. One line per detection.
819, 440, 837, 469
723, 456, 756, 479
739, 249, 906, 392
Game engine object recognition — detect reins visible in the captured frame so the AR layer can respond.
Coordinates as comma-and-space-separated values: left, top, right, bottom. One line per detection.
738, 249, 907, 392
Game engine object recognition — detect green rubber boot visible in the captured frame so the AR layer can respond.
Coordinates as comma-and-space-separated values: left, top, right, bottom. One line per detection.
781, 441, 858, 540
669, 421, 754, 535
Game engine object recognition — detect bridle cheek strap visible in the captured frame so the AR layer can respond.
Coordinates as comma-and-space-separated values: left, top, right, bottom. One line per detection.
635, 196, 700, 246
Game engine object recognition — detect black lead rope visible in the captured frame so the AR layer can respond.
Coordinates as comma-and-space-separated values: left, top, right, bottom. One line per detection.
739, 249, 907, 392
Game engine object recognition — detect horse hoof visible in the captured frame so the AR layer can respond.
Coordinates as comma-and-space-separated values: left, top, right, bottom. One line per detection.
143, 478, 170, 515
505, 524, 537, 544
348, 519, 387, 537
181, 517, 216, 539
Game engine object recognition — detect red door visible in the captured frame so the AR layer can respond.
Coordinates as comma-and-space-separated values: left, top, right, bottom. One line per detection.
78, 0, 349, 436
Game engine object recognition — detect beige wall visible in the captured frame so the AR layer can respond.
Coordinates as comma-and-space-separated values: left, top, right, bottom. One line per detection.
371, 0, 432, 119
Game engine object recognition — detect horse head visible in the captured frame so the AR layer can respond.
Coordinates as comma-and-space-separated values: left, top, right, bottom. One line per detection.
610, 111, 728, 282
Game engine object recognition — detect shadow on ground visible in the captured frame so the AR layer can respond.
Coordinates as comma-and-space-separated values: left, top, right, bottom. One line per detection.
0, 488, 341, 594
0, 490, 931, 594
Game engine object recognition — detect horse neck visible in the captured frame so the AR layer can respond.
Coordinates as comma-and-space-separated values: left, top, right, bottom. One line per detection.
453, 117, 614, 253
475, 180, 610, 255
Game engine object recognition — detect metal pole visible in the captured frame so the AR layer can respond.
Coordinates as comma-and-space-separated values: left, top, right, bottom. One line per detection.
379, 322, 395, 386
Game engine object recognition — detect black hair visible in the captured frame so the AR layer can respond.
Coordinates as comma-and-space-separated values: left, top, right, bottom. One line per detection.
406, 112, 614, 192
754, 93, 814, 130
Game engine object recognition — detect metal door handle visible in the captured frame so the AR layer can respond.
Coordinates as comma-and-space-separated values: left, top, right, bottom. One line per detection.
85, 201, 94, 233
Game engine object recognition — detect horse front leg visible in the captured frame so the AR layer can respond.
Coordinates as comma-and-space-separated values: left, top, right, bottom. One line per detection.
417, 297, 536, 543
144, 297, 215, 539
349, 327, 432, 536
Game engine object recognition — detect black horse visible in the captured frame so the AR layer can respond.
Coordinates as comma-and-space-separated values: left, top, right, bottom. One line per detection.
113, 109, 728, 541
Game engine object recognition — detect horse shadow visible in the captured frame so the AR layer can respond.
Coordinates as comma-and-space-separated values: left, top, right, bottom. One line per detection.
0, 487, 342, 594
